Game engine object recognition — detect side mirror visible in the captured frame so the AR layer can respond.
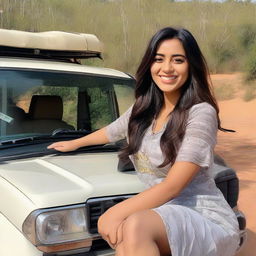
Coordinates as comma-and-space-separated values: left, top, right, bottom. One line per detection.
115, 139, 135, 172
118, 157, 135, 172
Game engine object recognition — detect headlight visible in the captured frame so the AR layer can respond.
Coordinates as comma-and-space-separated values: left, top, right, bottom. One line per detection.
22, 204, 99, 253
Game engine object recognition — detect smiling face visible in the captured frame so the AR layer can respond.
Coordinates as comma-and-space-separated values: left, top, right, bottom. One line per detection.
150, 38, 189, 100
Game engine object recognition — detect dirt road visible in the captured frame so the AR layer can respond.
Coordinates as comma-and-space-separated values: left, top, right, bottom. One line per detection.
212, 74, 256, 255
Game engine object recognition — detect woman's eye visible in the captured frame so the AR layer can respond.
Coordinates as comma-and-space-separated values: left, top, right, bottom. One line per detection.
173, 58, 185, 64
154, 58, 163, 63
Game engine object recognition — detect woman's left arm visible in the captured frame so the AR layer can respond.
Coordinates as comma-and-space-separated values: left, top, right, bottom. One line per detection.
98, 161, 200, 247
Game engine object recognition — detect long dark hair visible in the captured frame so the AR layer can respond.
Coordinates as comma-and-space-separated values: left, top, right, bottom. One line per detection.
119, 27, 229, 167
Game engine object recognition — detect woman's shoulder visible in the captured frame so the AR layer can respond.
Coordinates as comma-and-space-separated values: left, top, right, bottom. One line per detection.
187, 102, 217, 125
188, 102, 216, 116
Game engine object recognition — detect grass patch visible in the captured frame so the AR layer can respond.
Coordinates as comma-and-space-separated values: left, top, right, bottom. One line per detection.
214, 83, 235, 101
243, 81, 256, 101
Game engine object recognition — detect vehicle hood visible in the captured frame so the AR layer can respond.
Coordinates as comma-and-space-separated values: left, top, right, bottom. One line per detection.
0, 152, 145, 209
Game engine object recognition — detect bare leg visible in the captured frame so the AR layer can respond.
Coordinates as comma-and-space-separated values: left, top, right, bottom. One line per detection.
115, 209, 171, 256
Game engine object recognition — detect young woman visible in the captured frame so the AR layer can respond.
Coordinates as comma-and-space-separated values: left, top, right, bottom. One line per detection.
48, 27, 239, 256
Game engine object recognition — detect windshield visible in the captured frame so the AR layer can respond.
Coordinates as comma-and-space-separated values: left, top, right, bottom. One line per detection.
0, 69, 135, 143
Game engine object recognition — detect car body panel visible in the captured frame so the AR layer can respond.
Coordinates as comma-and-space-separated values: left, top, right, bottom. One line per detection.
0, 57, 131, 78
0, 213, 42, 256
0, 153, 144, 231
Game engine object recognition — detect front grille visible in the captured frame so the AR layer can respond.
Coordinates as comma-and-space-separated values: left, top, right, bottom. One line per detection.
86, 195, 134, 234
91, 238, 110, 251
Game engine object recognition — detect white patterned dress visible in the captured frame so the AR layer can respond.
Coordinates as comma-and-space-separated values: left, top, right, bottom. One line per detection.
106, 102, 240, 256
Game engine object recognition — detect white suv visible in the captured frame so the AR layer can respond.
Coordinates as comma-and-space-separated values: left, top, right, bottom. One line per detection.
0, 29, 246, 256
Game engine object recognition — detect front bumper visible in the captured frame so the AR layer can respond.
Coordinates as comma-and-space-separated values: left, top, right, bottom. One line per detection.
235, 210, 247, 252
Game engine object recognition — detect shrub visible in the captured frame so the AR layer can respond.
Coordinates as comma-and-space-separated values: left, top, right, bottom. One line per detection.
209, 42, 235, 73
238, 24, 256, 50
243, 81, 256, 101
214, 83, 235, 101
246, 44, 256, 80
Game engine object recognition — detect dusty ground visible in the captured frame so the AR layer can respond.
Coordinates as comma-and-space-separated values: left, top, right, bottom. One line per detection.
211, 73, 256, 256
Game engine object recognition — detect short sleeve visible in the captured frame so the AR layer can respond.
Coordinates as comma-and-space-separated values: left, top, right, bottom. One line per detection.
105, 105, 133, 142
175, 103, 218, 168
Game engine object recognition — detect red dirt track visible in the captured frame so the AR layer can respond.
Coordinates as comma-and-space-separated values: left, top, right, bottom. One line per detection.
212, 74, 256, 256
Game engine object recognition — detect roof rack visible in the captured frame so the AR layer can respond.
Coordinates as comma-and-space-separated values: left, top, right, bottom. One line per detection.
0, 29, 103, 60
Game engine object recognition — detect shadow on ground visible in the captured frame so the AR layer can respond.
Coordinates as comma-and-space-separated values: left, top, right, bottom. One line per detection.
215, 136, 256, 174
216, 135, 256, 256
237, 229, 256, 256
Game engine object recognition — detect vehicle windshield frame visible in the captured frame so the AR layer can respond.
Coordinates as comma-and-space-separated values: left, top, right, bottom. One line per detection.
0, 66, 135, 145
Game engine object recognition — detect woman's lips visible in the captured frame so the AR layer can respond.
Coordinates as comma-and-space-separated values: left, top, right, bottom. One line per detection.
160, 75, 178, 83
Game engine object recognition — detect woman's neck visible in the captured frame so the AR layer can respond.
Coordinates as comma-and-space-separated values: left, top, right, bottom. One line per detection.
163, 91, 180, 111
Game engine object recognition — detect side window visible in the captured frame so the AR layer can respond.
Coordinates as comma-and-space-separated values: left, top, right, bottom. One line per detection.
87, 87, 113, 130
114, 84, 135, 115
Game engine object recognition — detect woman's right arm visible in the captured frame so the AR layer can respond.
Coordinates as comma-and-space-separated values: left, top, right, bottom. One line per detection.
48, 105, 133, 152
47, 127, 110, 152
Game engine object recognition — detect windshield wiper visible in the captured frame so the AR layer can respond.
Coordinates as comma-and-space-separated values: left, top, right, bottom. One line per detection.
0, 135, 51, 146
0, 142, 121, 162
0, 129, 92, 148
51, 128, 91, 137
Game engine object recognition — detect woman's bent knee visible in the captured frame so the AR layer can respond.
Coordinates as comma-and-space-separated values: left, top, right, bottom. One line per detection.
122, 211, 147, 244
121, 210, 171, 255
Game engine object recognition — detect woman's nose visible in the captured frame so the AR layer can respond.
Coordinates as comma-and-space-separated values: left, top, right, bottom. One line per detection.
162, 60, 174, 73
